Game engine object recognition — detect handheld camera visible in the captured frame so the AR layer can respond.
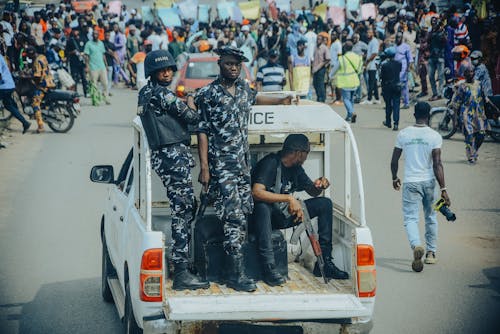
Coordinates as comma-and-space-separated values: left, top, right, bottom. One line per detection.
434, 198, 456, 222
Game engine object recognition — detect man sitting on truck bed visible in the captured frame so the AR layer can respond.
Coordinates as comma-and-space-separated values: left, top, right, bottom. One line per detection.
250, 134, 349, 286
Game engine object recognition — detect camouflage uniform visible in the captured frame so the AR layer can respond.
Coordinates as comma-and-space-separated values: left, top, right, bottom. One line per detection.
138, 82, 199, 265
195, 77, 257, 255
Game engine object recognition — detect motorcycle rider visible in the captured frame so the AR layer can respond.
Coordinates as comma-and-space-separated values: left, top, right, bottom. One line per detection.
25, 46, 56, 133
470, 51, 493, 98
137, 50, 209, 290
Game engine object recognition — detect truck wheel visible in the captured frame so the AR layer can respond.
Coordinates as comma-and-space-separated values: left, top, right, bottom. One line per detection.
101, 234, 115, 303
124, 282, 143, 334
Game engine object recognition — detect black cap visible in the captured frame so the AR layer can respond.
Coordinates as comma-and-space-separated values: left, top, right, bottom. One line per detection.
269, 48, 279, 57
214, 46, 249, 62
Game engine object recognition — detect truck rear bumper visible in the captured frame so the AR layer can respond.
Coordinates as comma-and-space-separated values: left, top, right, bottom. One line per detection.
142, 317, 373, 334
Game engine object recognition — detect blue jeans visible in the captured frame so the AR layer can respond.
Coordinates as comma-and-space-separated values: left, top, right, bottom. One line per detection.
402, 180, 438, 252
0, 89, 29, 127
428, 58, 444, 97
341, 89, 356, 118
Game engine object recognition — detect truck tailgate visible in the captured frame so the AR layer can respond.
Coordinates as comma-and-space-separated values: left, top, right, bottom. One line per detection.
163, 263, 369, 321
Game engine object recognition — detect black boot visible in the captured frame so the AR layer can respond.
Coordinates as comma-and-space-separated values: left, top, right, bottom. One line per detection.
173, 263, 210, 290
225, 254, 257, 292
262, 263, 286, 286
313, 257, 349, 280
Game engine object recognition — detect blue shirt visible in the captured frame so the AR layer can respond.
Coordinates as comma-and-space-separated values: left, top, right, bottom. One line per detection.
0, 56, 15, 90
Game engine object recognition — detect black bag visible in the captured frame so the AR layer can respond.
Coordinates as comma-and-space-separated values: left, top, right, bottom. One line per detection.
194, 213, 288, 282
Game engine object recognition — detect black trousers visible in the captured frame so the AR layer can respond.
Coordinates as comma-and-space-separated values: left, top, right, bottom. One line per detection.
70, 63, 88, 97
313, 67, 327, 102
367, 70, 379, 101
250, 197, 333, 265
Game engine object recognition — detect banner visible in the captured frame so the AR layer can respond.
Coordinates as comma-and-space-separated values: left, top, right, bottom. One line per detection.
217, 2, 235, 20
155, 0, 174, 8
198, 4, 210, 22
313, 3, 327, 21
361, 3, 376, 20
275, 0, 291, 13
177, 0, 198, 20
141, 6, 154, 23
329, 6, 345, 27
239, 0, 260, 20
346, 0, 360, 12
108, 1, 122, 16
157, 8, 182, 27
328, 0, 345, 8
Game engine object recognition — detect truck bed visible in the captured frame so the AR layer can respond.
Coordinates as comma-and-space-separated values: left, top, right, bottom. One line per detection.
165, 262, 353, 297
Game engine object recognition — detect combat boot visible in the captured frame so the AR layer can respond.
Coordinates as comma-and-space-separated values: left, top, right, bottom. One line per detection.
262, 263, 286, 286
225, 254, 257, 292
172, 263, 210, 290
313, 257, 349, 280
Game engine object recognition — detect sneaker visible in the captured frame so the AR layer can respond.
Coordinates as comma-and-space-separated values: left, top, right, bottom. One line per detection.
351, 114, 357, 123
382, 121, 391, 128
412, 246, 425, 272
424, 251, 437, 264
360, 99, 373, 105
393, 124, 399, 131
373, 99, 381, 104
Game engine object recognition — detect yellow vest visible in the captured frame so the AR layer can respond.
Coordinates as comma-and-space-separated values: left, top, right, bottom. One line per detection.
336, 52, 362, 89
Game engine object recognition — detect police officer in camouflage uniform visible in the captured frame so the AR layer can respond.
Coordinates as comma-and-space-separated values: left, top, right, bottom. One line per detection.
138, 49, 209, 290
195, 46, 295, 292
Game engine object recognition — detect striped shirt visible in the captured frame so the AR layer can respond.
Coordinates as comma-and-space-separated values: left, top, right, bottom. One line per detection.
256, 62, 285, 92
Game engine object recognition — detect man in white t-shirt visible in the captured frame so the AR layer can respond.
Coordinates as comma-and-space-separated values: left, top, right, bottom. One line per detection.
390, 102, 451, 272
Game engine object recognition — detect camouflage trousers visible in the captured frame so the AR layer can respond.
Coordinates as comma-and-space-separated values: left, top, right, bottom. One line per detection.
211, 172, 254, 255
151, 143, 195, 265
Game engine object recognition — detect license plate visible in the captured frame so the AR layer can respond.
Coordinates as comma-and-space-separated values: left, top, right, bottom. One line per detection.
73, 103, 81, 111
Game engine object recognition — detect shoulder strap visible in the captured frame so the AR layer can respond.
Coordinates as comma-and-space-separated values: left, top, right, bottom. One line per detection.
273, 157, 282, 194
344, 53, 360, 75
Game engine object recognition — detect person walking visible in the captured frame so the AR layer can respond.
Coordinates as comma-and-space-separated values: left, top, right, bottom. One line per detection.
138, 50, 209, 290
332, 41, 362, 122
361, 29, 380, 105
195, 46, 294, 292
65, 29, 88, 97
395, 32, 413, 109
381, 47, 402, 131
450, 66, 490, 164
0, 55, 31, 133
427, 17, 446, 101
312, 32, 330, 103
84, 29, 110, 104
390, 101, 451, 272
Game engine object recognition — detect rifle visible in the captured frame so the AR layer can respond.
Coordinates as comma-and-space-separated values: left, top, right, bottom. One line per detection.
299, 200, 329, 284
189, 190, 209, 271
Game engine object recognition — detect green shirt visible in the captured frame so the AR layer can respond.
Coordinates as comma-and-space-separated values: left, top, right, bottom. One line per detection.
84, 40, 106, 71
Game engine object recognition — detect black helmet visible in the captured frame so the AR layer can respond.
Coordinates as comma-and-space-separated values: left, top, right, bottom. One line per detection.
144, 50, 177, 78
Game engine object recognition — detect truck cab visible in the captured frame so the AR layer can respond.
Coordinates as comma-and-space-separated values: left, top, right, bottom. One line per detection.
91, 99, 376, 334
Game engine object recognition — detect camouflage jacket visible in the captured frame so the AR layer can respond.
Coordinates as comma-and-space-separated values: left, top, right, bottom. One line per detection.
195, 77, 257, 177
138, 81, 199, 149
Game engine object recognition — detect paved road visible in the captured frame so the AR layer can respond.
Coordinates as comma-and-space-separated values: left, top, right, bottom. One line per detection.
0, 84, 498, 333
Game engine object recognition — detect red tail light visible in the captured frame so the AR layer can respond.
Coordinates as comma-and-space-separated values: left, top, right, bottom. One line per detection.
73, 97, 80, 103
357, 245, 376, 298
140, 248, 163, 302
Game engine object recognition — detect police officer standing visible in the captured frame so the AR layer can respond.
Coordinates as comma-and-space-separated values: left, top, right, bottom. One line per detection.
138, 50, 209, 290
195, 46, 295, 292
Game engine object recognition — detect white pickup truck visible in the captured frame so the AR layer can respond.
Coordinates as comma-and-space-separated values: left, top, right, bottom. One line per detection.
90, 100, 376, 334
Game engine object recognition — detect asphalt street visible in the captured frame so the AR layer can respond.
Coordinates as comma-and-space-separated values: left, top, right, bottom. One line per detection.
0, 81, 499, 333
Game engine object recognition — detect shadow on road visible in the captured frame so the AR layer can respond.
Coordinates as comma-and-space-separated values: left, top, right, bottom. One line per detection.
18, 277, 121, 334
375, 257, 413, 273
469, 266, 500, 301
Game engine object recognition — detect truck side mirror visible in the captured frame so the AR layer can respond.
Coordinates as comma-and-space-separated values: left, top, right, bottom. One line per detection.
90, 165, 115, 184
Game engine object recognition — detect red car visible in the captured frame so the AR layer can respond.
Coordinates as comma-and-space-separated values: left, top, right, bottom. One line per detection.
175, 53, 254, 98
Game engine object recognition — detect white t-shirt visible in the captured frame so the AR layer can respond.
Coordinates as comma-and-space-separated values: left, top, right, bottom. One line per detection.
395, 126, 442, 183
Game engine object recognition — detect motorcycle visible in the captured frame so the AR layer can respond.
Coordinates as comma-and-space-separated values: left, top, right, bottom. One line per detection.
429, 83, 500, 142
0, 76, 80, 133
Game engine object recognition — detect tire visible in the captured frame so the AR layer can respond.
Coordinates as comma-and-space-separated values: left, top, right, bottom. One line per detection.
46, 103, 75, 133
124, 281, 143, 334
429, 108, 457, 139
490, 131, 500, 142
101, 233, 115, 303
